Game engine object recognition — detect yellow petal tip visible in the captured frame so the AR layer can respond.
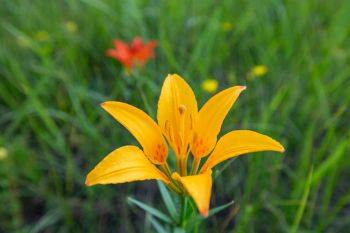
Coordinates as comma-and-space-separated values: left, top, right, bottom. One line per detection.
166, 73, 174, 78
85, 179, 92, 186
274, 140, 285, 153
280, 145, 285, 153
100, 102, 107, 108
100, 101, 115, 109
240, 85, 247, 91
201, 209, 209, 218
85, 173, 95, 186
166, 73, 182, 80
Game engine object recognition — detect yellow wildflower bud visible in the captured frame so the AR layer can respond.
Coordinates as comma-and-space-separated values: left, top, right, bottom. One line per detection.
201, 79, 218, 93
0, 147, 8, 160
222, 22, 233, 32
65, 21, 77, 33
251, 65, 268, 77
34, 31, 49, 41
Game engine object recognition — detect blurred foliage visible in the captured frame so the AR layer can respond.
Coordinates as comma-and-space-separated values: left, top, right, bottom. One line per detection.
1, 0, 350, 232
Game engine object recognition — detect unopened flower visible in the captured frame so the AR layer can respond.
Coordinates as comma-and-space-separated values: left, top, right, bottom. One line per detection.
0, 148, 8, 160
222, 22, 233, 32
251, 65, 268, 77
34, 31, 49, 41
86, 74, 284, 217
106, 37, 156, 71
65, 21, 77, 33
201, 79, 218, 93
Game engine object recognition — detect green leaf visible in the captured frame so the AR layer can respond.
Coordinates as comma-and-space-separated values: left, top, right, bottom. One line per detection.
291, 166, 313, 233
185, 200, 235, 232
157, 181, 178, 220
213, 158, 238, 180
28, 209, 61, 233
189, 200, 235, 224
80, 0, 115, 17
127, 196, 172, 223
207, 200, 235, 218
173, 227, 186, 233
147, 215, 168, 233
312, 140, 347, 185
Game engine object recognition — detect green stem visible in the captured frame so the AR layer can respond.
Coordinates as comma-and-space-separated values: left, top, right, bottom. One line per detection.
161, 162, 172, 178
161, 163, 185, 195
168, 182, 182, 194
179, 197, 188, 227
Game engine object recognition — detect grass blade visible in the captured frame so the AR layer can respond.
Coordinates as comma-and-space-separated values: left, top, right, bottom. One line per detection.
311, 140, 347, 185
291, 166, 313, 233
147, 215, 168, 233
192, 200, 235, 223
127, 197, 172, 224
157, 181, 178, 220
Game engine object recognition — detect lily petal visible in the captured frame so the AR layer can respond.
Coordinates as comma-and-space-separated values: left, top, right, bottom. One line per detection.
106, 40, 132, 69
135, 40, 157, 63
191, 86, 246, 159
157, 74, 198, 157
86, 146, 169, 186
201, 130, 284, 172
172, 169, 212, 217
101, 101, 168, 164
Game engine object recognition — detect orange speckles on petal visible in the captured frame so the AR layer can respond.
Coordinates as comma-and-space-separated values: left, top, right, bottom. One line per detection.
191, 135, 211, 158
153, 143, 167, 161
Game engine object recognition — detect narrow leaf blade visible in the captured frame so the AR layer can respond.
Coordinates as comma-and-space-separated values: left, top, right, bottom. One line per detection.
147, 215, 168, 233
127, 197, 172, 223
157, 181, 178, 220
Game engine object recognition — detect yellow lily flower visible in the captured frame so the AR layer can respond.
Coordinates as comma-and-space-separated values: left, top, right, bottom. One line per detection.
86, 74, 284, 217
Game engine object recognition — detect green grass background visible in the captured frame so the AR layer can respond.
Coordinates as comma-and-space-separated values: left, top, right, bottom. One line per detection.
1, 0, 350, 232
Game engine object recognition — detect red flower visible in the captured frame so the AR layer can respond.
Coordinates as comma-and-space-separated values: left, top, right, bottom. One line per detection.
106, 37, 157, 71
